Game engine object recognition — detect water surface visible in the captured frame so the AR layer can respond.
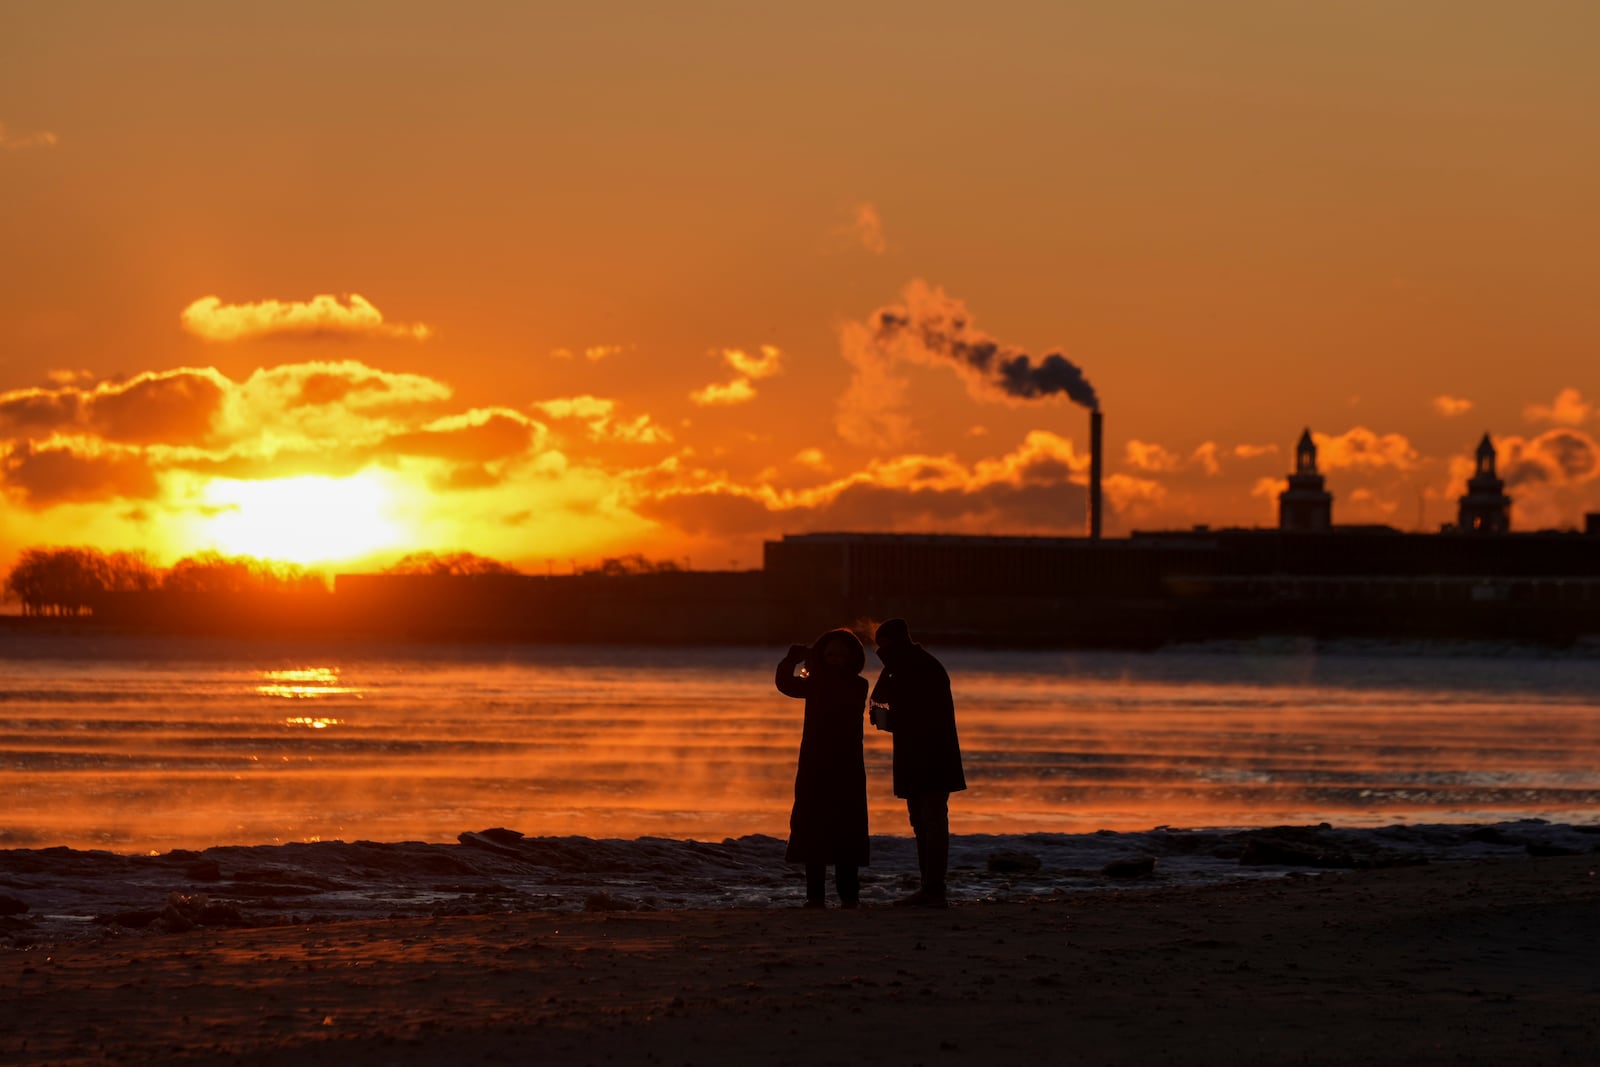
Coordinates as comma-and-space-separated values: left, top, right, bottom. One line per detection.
3, 633, 1597, 851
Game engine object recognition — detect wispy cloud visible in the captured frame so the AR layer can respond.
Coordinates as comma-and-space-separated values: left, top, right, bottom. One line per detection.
688, 345, 783, 407
1103, 473, 1167, 521
533, 395, 672, 444
0, 122, 58, 151
180, 294, 432, 343
833, 202, 887, 255
794, 448, 828, 470
689, 379, 756, 407
722, 346, 783, 380
548, 344, 628, 361
1125, 440, 1182, 473
1125, 439, 1222, 476
1432, 394, 1474, 417
1233, 443, 1280, 459
1250, 475, 1284, 500
1523, 387, 1591, 427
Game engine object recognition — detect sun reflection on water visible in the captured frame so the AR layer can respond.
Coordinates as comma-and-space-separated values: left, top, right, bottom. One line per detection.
256, 667, 364, 700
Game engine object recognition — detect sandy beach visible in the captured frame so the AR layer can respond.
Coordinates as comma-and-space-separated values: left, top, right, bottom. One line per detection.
3, 852, 1595, 1066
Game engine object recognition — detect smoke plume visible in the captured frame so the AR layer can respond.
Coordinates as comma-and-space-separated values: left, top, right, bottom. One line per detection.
868, 281, 1098, 410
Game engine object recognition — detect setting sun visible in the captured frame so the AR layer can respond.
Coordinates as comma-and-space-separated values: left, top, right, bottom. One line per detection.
199, 472, 407, 565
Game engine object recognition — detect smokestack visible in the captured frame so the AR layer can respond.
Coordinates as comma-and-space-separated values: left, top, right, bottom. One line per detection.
1088, 409, 1103, 540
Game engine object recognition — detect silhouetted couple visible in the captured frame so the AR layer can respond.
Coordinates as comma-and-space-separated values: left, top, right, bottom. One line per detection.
774, 618, 966, 909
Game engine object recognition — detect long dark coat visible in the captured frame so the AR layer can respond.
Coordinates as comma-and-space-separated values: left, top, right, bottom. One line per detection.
870, 641, 967, 799
776, 655, 870, 866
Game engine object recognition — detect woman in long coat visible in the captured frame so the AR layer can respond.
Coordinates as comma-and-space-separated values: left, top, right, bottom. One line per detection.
775, 628, 870, 908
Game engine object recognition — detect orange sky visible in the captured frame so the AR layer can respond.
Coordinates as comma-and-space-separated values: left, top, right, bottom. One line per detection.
2, 3, 1597, 575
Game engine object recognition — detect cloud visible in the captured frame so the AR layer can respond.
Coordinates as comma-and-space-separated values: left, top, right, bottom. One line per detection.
533, 395, 672, 444
180, 294, 432, 343
635, 431, 1092, 541
1432, 394, 1474, 417
1345, 487, 1399, 519
0, 368, 229, 446
1124, 439, 1221, 477
689, 378, 756, 407
0, 360, 473, 510
1312, 427, 1419, 473
794, 448, 828, 470
1, 440, 160, 505
833, 202, 887, 255
1250, 476, 1284, 501
1125, 440, 1182, 473
1233, 443, 1280, 459
1501, 429, 1598, 488
216, 361, 453, 451
607, 415, 673, 445
536, 396, 616, 421
0, 358, 676, 570
685, 347, 784, 410
722, 345, 783, 380
92, 369, 230, 446
549, 344, 628, 361
0, 388, 83, 437
1523, 388, 1592, 427
0, 122, 58, 151
380, 408, 546, 465
1102, 473, 1167, 520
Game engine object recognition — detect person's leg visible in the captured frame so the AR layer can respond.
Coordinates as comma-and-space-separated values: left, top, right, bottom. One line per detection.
805, 862, 826, 907
906, 796, 927, 879
921, 792, 950, 899
896, 794, 949, 906
836, 864, 860, 906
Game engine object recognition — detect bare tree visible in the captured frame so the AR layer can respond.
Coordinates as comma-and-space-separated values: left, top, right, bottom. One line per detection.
382, 551, 521, 576
3, 547, 112, 616
585, 553, 683, 577
163, 551, 328, 593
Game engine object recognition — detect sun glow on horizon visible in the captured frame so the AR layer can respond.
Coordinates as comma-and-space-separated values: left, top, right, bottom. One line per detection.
199, 472, 408, 565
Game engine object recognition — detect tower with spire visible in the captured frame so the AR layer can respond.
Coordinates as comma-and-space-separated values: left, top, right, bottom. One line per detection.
1278, 428, 1333, 531
1457, 433, 1511, 533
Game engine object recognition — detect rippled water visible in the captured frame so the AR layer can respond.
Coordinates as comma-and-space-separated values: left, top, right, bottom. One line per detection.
2, 633, 1598, 851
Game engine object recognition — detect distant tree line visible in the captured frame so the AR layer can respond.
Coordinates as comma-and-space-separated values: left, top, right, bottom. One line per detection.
582, 553, 684, 576
2, 547, 328, 617
376, 551, 683, 577
380, 551, 521, 577
4, 546, 690, 617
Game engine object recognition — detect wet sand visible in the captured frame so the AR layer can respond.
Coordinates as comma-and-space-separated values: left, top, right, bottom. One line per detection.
3, 854, 1596, 1066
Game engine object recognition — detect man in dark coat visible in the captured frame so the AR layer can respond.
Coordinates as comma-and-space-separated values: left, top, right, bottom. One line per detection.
869, 618, 965, 907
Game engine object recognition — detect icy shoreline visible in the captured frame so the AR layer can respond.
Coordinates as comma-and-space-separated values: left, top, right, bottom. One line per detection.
2, 819, 1596, 944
